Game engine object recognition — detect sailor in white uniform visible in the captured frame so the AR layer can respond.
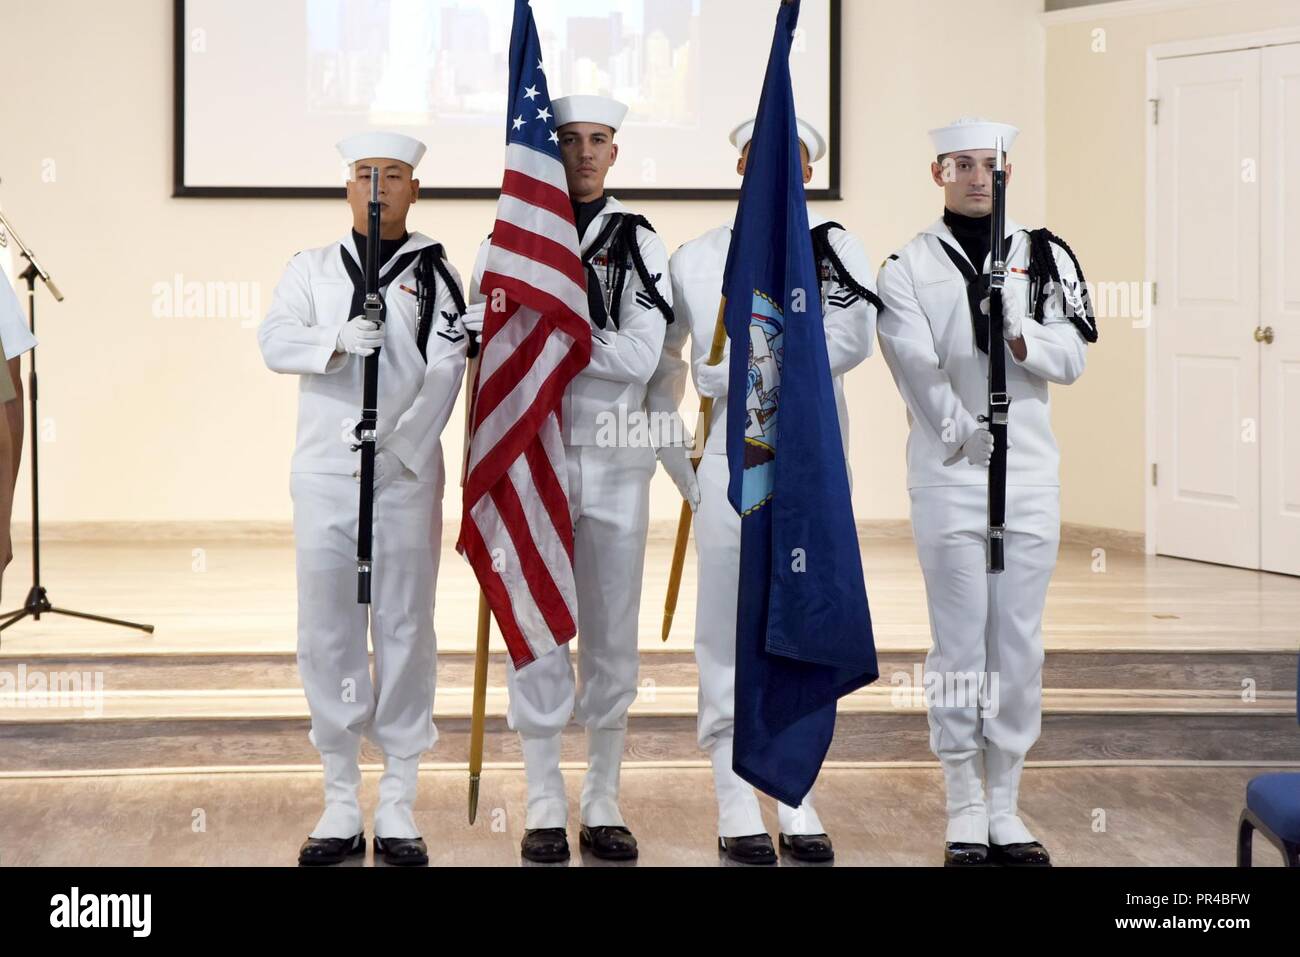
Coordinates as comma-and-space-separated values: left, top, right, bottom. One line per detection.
258, 132, 468, 867
0, 238, 37, 363
648, 117, 880, 864
465, 95, 674, 863
0, 239, 37, 591
875, 117, 1097, 867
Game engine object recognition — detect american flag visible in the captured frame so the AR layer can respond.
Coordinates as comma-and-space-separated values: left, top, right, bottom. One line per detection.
457, 0, 592, 669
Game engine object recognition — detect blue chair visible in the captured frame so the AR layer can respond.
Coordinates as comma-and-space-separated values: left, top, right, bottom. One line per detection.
1237, 654, 1300, 867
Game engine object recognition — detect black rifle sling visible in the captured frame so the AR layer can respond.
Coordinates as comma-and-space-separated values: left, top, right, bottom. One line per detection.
985, 184, 1011, 574
987, 279, 1010, 510
987, 289, 1009, 572
936, 235, 1009, 565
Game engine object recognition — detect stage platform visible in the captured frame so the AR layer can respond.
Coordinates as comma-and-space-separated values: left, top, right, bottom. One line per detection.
0, 530, 1295, 865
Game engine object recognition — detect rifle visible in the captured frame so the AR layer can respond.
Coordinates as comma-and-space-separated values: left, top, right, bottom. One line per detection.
982, 139, 1010, 574
354, 168, 383, 603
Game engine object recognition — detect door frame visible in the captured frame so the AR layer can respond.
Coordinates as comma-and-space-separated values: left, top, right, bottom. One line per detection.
1143, 27, 1300, 556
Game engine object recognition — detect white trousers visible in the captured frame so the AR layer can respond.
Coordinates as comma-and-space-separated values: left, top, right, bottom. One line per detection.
693, 454, 825, 838
909, 483, 1060, 845
507, 443, 656, 829
292, 472, 442, 762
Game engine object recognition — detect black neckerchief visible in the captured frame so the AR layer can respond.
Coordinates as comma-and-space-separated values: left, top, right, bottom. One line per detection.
340, 232, 420, 328
572, 196, 608, 244
351, 229, 410, 273
938, 210, 1018, 356
943, 208, 991, 274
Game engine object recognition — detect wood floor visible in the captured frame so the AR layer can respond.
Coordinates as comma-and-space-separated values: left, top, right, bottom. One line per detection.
1, 531, 1297, 657
0, 765, 1291, 867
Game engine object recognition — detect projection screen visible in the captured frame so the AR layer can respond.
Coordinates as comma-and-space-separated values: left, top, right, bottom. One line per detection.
175, 0, 841, 199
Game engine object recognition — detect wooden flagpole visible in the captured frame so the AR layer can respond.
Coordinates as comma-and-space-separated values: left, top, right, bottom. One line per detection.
461, 332, 492, 825
662, 297, 728, 641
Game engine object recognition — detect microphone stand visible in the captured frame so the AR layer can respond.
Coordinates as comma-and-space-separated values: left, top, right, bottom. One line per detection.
0, 208, 153, 642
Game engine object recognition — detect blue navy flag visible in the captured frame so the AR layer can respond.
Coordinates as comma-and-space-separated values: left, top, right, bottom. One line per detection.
723, 0, 878, 807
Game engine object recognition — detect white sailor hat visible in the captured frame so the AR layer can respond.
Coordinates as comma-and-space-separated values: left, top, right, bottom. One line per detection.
336, 131, 428, 169
552, 95, 629, 132
729, 117, 827, 163
928, 117, 1020, 156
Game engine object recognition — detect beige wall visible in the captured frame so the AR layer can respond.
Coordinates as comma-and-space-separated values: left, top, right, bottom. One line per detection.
0, 0, 1047, 525
1046, 0, 1300, 533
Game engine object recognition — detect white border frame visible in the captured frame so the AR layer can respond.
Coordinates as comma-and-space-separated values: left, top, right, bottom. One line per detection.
1143, 27, 1300, 555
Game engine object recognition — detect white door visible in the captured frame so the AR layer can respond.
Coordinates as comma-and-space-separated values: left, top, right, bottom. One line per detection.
1154, 50, 1262, 568
1260, 43, 1300, 576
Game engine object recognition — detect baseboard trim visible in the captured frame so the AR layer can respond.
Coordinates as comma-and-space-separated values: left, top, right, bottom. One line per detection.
3, 757, 1296, 781
9, 521, 295, 544
1060, 522, 1145, 553
9, 518, 1145, 551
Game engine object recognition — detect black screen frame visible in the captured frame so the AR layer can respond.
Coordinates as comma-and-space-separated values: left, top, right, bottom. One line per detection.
172, 0, 843, 201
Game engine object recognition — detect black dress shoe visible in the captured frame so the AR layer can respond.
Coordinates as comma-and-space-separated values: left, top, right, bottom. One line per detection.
991, 842, 1052, 867
718, 834, 777, 865
579, 825, 638, 861
521, 828, 570, 863
944, 842, 992, 867
374, 835, 429, 867
298, 831, 365, 866
780, 832, 834, 863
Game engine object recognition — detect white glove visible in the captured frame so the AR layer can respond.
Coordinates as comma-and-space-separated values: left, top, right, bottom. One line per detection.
696, 354, 730, 400
372, 448, 410, 493
658, 445, 701, 511
980, 286, 1025, 340
960, 429, 995, 468
336, 316, 385, 356
1001, 301, 1024, 341
463, 302, 486, 335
